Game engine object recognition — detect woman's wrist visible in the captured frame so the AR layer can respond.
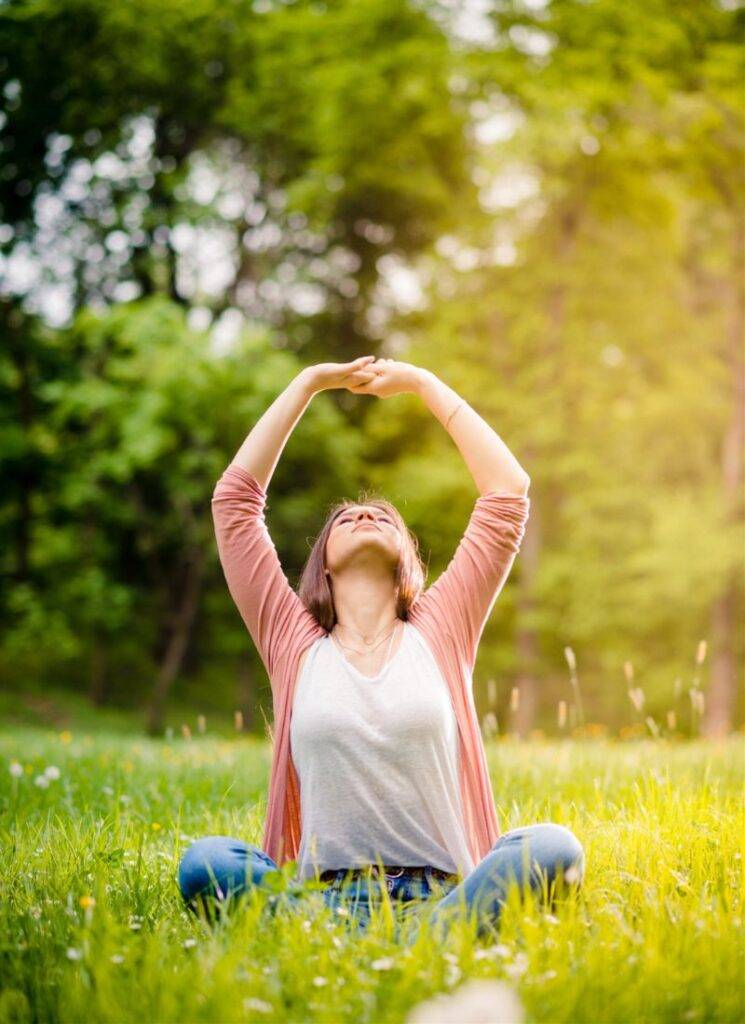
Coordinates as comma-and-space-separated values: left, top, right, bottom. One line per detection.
411, 367, 437, 396
297, 366, 321, 397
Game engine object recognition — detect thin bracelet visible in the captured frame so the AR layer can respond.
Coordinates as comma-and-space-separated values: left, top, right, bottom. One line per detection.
444, 400, 465, 432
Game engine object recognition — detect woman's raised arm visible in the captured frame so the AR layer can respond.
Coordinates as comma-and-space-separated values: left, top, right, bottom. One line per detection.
413, 368, 530, 499
213, 359, 377, 684
230, 359, 373, 489
353, 360, 533, 677
411, 368, 530, 675
348, 359, 530, 498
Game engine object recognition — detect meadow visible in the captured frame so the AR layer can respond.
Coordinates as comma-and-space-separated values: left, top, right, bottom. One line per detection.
1, 728, 742, 1024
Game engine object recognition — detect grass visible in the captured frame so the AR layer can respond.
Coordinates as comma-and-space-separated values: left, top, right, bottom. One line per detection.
0, 727, 742, 1024
0, 681, 246, 738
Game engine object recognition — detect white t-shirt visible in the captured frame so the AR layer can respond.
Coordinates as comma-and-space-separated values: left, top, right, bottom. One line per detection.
289, 620, 475, 882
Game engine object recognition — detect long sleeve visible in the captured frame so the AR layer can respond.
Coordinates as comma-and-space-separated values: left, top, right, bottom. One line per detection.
412, 491, 530, 677
211, 461, 321, 687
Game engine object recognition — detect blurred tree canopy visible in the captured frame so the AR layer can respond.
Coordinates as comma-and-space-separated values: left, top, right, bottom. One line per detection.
0, 0, 742, 735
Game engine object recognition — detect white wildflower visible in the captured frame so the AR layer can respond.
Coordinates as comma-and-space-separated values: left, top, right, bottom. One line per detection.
371, 956, 395, 971
243, 998, 273, 1013
9, 761, 23, 778
183, 938, 197, 949
445, 964, 462, 987
66, 948, 82, 961
473, 943, 512, 960
312, 976, 328, 987
110, 954, 125, 964
504, 952, 529, 979
34, 775, 50, 789
44, 765, 61, 780
405, 978, 525, 1024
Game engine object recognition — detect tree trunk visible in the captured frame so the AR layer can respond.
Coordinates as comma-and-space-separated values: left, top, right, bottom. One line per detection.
147, 546, 206, 735
237, 654, 257, 733
6, 306, 33, 582
511, 198, 581, 738
704, 219, 745, 737
88, 638, 107, 707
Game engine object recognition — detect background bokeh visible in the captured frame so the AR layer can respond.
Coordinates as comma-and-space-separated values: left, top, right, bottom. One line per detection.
1, 0, 742, 738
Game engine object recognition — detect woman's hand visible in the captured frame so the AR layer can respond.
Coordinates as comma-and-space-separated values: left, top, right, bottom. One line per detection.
305, 356, 378, 393
347, 358, 424, 399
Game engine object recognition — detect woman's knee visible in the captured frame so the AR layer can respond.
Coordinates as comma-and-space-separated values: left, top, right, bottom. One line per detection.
177, 835, 276, 903
497, 822, 585, 884
531, 822, 585, 883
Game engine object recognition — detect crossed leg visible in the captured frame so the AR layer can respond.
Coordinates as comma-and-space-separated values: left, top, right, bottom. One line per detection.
177, 836, 283, 918
177, 822, 586, 938
424, 822, 586, 939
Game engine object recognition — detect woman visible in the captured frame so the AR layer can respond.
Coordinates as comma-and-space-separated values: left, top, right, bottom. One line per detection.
178, 356, 585, 938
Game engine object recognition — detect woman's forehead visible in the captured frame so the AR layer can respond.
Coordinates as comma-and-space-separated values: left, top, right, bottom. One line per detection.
335, 504, 384, 517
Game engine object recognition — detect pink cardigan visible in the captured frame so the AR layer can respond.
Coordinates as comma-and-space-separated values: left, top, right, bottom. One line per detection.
212, 461, 530, 868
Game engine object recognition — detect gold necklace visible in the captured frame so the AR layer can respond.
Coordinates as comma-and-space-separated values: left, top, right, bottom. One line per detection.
333, 616, 399, 649
333, 621, 400, 675
332, 621, 399, 658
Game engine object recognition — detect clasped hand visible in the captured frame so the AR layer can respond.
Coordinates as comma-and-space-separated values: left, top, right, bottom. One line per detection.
308, 356, 422, 399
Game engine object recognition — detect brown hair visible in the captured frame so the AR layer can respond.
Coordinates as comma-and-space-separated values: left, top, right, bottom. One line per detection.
298, 491, 427, 632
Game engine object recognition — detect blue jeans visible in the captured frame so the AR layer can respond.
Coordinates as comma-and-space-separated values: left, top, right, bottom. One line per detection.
177, 822, 585, 939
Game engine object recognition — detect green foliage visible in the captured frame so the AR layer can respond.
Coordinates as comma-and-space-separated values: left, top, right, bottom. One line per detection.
0, 0, 742, 731
0, 0, 471, 275
0, 297, 363, 723
362, 0, 744, 729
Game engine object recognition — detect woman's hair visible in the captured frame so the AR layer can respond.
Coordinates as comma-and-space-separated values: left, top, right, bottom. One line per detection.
298, 492, 428, 632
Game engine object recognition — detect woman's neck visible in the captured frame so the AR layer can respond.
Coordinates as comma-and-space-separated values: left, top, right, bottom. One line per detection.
328, 567, 399, 642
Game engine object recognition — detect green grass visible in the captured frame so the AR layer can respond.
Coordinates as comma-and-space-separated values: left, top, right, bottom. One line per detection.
0, 681, 246, 737
0, 728, 742, 1024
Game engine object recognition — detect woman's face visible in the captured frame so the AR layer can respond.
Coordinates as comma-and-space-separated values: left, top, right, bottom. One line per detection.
324, 505, 402, 577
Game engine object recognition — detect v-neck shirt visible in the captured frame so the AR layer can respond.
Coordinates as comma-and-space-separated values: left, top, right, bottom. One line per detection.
327, 621, 407, 683
289, 620, 475, 881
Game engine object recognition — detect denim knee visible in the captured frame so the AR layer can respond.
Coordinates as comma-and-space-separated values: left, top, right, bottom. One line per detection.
177, 835, 276, 903
531, 822, 585, 885
495, 822, 585, 886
